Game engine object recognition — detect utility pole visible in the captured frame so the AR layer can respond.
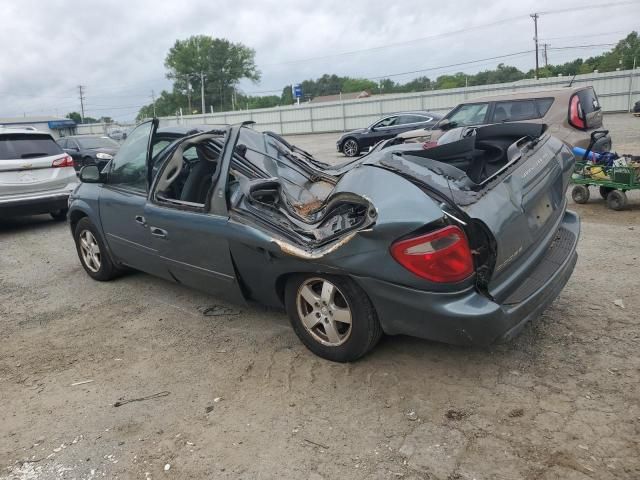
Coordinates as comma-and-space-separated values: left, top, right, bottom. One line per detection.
530, 13, 539, 79
200, 71, 206, 115
542, 43, 549, 68
150, 90, 156, 117
78, 85, 86, 123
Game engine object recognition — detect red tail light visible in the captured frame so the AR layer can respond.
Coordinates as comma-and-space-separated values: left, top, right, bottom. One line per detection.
390, 225, 474, 283
569, 94, 586, 130
52, 154, 74, 168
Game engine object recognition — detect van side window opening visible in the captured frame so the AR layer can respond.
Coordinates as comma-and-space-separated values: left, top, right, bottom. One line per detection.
489, 98, 555, 123
154, 135, 225, 208
447, 103, 489, 127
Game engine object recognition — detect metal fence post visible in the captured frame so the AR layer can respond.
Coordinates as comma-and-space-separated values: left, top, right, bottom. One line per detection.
278, 108, 283, 134
309, 106, 314, 133
628, 68, 635, 112
342, 102, 346, 131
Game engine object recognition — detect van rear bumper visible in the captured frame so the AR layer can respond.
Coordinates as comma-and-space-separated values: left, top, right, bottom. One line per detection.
354, 210, 580, 346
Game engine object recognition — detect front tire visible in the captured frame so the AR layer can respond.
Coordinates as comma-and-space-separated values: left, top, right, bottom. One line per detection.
50, 208, 68, 221
342, 138, 360, 157
285, 274, 382, 362
571, 185, 590, 204
73, 217, 121, 281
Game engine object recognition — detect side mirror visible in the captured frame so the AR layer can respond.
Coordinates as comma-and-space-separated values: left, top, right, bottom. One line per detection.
437, 119, 453, 131
79, 165, 102, 183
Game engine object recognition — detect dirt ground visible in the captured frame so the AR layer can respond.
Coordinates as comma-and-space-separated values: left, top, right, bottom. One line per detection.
1, 114, 639, 480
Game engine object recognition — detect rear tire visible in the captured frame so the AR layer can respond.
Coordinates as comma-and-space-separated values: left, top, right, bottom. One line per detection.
342, 138, 360, 157
599, 186, 614, 199
50, 209, 68, 221
606, 190, 627, 211
284, 274, 382, 362
73, 217, 121, 281
571, 185, 590, 204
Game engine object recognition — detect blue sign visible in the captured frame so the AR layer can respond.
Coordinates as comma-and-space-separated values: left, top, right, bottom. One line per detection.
48, 120, 76, 129
292, 84, 303, 99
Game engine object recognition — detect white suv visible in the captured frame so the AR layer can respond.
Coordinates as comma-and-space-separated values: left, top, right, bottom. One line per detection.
0, 128, 78, 220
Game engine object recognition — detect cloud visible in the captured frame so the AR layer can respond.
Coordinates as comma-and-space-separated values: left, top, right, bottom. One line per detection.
0, 0, 637, 121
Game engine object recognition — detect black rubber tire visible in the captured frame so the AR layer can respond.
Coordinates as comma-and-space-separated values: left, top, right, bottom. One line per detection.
341, 138, 360, 157
599, 186, 614, 199
50, 208, 68, 221
73, 217, 121, 281
571, 185, 590, 204
284, 274, 382, 362
606, 190, 628, 211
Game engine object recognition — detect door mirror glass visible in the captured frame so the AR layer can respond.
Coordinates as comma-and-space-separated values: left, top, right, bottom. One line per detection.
438, 118, 453, 131
79, 165, 101, 183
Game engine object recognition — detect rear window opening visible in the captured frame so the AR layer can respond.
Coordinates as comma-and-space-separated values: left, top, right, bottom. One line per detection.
399, 123, 546, 187
491, 98, 554, 123
0, 133, 63, 160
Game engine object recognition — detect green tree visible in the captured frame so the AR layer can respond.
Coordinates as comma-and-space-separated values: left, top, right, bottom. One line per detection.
342, 78, 378, 93
164, 35, 260, 113
66, 112, 81, 123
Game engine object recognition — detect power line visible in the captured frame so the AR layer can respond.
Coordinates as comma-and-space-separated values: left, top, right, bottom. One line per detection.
259, 2, 639, 68
261, 15, 528, 67
538, 0, 639, 15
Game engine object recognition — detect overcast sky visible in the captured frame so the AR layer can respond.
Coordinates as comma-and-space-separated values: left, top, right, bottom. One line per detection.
1, 0, 638, 122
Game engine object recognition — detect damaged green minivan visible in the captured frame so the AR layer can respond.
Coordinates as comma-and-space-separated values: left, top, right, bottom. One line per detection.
68, 119, 579, 362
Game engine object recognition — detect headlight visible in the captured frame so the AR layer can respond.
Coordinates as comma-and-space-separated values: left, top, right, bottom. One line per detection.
96, 152, 113, 160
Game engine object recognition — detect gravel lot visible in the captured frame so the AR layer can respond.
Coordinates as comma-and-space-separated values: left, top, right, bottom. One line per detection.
1, 114, 639, 480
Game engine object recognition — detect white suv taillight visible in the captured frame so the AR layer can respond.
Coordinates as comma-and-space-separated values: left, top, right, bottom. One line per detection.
52, 154, 74, 168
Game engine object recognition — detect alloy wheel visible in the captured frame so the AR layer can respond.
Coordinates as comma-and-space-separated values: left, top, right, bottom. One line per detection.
343, 139, 358, 157
296, 277, 353, 346
79, 230, 101, 273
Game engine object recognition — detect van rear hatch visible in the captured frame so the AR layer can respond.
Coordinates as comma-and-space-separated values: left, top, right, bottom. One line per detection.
463, 133, 575, 301
371, 123, 576, 302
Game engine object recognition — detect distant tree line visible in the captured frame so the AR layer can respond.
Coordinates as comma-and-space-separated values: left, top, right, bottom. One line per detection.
136, 31, 639, 120
65, 112, 113, 124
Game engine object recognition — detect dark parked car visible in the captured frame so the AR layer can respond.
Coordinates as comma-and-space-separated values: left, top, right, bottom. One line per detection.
336, 111, 442, 157
57, 135, 120, 171
68, 120, 579, 362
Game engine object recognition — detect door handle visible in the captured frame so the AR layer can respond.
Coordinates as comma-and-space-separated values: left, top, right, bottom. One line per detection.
135, 215, 147, 226
149, 226, 168, 239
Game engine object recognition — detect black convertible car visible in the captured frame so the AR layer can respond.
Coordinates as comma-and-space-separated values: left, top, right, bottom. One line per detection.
336, 111, 441, 157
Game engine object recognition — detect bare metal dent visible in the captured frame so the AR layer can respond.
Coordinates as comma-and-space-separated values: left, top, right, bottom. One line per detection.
274, 232, 359, 259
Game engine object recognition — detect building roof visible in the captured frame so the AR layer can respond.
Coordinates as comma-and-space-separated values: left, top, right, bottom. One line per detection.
0, 116, 70, 125
310, 91, 372, 103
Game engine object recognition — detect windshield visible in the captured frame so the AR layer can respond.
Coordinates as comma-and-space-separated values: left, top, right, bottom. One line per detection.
77, 136, 119, 149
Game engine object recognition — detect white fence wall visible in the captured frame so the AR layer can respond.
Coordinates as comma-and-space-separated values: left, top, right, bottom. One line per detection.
153, 69, 638, 135
76, 122, 134, 136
